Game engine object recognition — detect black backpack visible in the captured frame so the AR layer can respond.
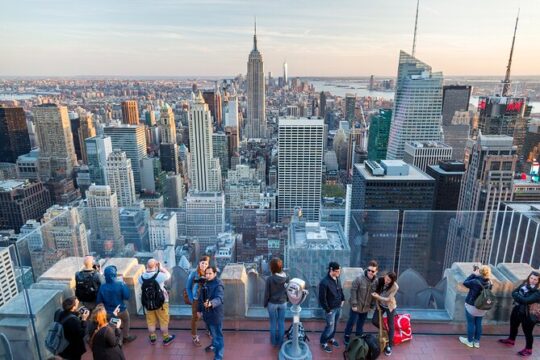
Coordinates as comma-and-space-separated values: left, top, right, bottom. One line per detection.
141, 271, 165, 311
343, 333, 380, 360
75, 271, 101, 302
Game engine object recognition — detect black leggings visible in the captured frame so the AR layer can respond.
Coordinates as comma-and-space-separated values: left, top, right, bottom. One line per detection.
509, 305, 536, 349
372, 307, 396, 347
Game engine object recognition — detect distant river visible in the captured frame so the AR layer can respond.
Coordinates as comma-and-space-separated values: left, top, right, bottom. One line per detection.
0, 92, 60, 100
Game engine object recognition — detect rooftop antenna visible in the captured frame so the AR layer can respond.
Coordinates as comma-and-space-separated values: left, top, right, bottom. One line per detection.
412, 0, 419, 57
502, 9, 520, 97
253, 16, 257, 51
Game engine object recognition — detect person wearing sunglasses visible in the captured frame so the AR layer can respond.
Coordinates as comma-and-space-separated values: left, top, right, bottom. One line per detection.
344, 260, 379, 346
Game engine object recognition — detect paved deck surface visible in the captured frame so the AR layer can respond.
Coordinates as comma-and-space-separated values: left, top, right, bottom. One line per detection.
82, 327, 540, 359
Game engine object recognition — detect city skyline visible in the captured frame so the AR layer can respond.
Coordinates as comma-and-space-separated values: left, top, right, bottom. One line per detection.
1, 0, 540, 77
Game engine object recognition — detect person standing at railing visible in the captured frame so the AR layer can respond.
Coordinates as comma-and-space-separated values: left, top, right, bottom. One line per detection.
197, 266, 225, 360
371, 271, 399, 356
318, 261, 345, 353
186, 256, 210, 347
499, 271, 540, 357
343, 260, 378, 346
459, 265, 492, 350
96, 265, 137, 344
263, 257, 289, 348
55, 296, 90, 360
75, 256, 104, 312
138, 259, 175, 346
89, 305, 125, 360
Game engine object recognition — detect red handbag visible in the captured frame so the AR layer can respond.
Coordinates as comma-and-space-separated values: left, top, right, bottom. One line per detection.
383, 313, 413, 345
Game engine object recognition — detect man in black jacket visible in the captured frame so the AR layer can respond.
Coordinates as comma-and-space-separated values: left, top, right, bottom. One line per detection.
57, 296, 90, 360
318, 261, 345, 353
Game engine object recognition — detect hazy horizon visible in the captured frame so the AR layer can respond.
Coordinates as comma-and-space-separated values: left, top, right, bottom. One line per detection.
2, 0, 540, 77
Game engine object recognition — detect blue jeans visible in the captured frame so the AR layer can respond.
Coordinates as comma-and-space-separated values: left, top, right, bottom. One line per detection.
208, 323, 224, 360
465, 308, 483, 342
344, 309, 368, 338
268, 302, 287, 346
320, 308, 341, 345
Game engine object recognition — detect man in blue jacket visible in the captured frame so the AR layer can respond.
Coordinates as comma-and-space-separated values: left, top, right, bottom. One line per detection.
96, 265, 137, 343
197, 266, 224, 360
318, 261, 345, 353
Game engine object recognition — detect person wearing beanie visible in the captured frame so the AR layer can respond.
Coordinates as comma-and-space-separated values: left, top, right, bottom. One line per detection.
318, 261, 345, 353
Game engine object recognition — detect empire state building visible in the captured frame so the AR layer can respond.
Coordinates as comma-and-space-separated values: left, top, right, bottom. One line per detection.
246, 22, 266, 139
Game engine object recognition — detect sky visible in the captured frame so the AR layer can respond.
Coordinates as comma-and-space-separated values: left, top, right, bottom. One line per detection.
1, 0, 539, 77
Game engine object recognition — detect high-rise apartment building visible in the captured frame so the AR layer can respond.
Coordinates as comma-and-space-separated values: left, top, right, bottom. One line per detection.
446, 135, 517, 268
41, 205, 89, 257
386, 51, 443, 160
403, 141, 453, 172
103, 124, 147, 191
0, 180, 51, 232
367, 109, 392, 161
107, 150, 137, 207
188, 92, 222, 192
278, 118, 324, 221
149, 211, 177, 251
121, 100, 139, 125
0, 246, 18, 307
85, 185, 124, 254
246, 25, 266, 139
442, 85, 471, 126
0, 106, 31, 163
33, 104, 78, 180
85, 135, 113, 186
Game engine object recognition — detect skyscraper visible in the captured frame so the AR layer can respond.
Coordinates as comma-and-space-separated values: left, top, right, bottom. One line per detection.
367, 109, 392, 161
386, 51, 443, 160
278, 118, 324, 221
149, 211, 177, 251
223, 95, 239, 128
41, 205, 89, 258
246, 22, 266, 139
0, 180, 51, 232
85, 185, 124, 254
0, 246, 18, 307
283, 61, 288, 87
85, 135, 113, 185
158, 104, 176, 143
188, 92, 222, 192
121, 100, 139, 125
33, 104, 78, 180
446, 135, 517, 268
103, 124, 147, 191
0, 106, 31, 163
345, 94, 356, 124
107, 150, 137, 207
442, 85, 471, 126
403, 141, 453, 172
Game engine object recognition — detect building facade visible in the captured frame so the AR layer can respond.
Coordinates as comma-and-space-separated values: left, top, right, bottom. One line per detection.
403, 141, 453, 172
0, 106, 31, 163
107, 150, 137, 207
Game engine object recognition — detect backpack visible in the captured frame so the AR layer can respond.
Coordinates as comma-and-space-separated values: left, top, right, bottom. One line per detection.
285, 322, 309, 342
75, 271, 101, 302
343, 336, 369, 360
363, 333, 381, 359
141, 271, 165, 311
528, 302, 540, 323
44, 312, 76, 355
474, 282, 496, 310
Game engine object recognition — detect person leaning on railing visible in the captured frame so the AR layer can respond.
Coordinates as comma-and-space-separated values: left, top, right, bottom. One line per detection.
498, 270, 540, 357
263, 257, 289, 348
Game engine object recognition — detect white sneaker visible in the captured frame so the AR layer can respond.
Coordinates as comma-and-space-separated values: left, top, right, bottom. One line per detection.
473, 341, 480, 348
459, 337, 473, 348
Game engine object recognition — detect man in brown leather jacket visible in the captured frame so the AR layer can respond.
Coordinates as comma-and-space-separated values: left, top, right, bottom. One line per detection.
344, 260, 378, 345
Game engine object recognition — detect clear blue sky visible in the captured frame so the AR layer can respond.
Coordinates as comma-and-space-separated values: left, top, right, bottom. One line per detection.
1, 0, 539, 77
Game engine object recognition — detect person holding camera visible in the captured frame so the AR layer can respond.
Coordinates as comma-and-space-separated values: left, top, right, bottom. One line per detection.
197, 266, 224, 360
75, 256, 104, 312
459, 265, 492, 349
138, 259, 175, 346
55, 296, 90, 360
318, 261, 345, 353
186, 256, 210, 347
96, 265, 136, 343
89, 305, 125, 360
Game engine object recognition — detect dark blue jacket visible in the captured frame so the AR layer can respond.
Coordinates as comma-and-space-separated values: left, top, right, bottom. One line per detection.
198, 278, 224, 325
96, 266, 130, 314
463, 274, 492, 306
318, 274, 345, 313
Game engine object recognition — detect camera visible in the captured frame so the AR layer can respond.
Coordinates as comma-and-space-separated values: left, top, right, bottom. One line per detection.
78, 306, 88, 315
109, 317, 121, 327
473, 265, 479, 272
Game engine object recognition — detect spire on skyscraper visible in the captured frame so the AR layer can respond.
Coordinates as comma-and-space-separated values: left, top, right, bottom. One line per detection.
502, 9, 520, 97
412, 0, 419, 57
253, 16, 257, 51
